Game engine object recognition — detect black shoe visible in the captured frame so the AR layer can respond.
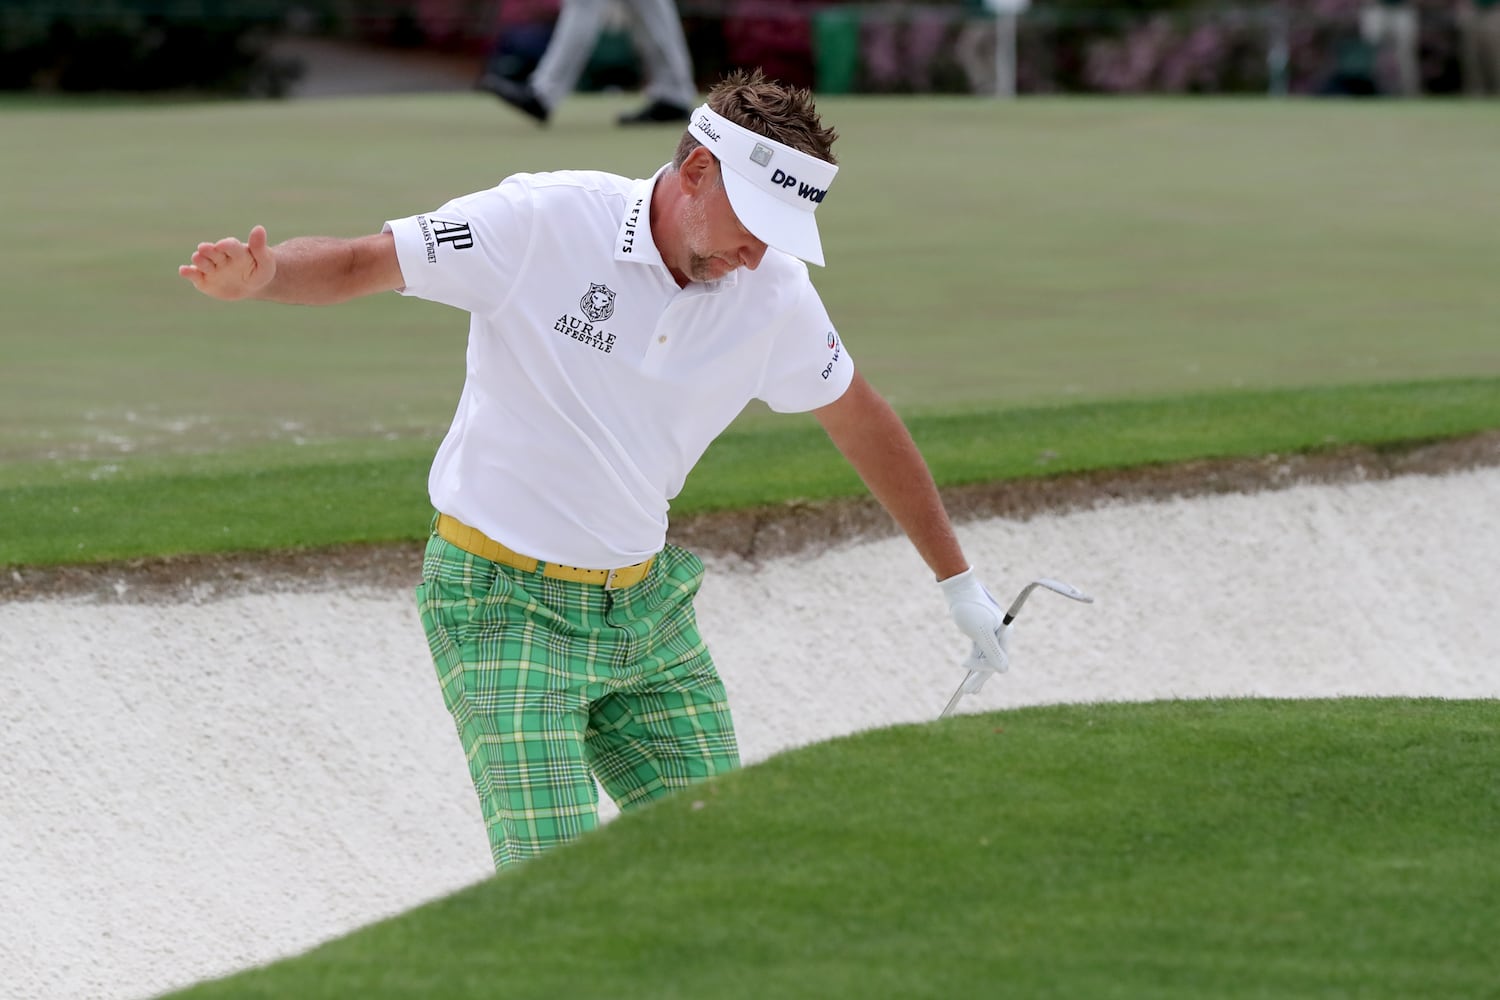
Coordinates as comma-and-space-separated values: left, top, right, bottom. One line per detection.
478, 73, 549, 125
617, 100, 692, 126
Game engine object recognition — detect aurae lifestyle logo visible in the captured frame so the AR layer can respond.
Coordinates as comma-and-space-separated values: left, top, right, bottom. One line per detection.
580, 282, 616, 322
553, 282, 618, 354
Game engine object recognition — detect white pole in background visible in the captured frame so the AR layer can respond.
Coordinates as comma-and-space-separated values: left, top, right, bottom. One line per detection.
1266, 4, 1290, 96
986, 0, 1030, 98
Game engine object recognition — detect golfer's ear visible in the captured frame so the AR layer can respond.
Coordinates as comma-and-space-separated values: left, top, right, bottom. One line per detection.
681, 146, 716, 193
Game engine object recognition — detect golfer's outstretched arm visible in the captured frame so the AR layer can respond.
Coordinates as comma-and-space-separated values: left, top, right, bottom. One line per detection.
178, 225, 404, 305
814, 372, 970, 581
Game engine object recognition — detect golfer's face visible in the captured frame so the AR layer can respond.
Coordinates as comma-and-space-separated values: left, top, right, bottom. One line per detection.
683, 166, 768, 282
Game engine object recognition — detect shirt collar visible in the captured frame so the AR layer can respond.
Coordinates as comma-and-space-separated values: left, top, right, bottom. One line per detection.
614, 166, 668, 268
612, 164, 740, 290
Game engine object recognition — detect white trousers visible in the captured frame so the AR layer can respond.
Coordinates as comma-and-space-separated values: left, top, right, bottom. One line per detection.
1458, 4, 1500, 94
1359, 4, 1421, 96
529, 0, 696, 110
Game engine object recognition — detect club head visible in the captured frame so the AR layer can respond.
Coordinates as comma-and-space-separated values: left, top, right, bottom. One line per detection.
1004, 576, 1095, 621
1033, 577, 1094, 604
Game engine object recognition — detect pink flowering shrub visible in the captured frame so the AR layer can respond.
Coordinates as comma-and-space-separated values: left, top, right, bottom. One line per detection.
1082, 9, 1267, 92
861, 8, 964, 92
722, 0, 817, 88
1073, 0, 1462, 94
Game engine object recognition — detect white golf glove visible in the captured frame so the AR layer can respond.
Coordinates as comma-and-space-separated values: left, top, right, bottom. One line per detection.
939, 567, 1012, 694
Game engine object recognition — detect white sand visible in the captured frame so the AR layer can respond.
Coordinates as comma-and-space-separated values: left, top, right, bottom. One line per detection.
3, 467, 1497, 1000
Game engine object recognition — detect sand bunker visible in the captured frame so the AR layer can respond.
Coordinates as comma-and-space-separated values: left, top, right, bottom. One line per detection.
3, 464, 1498, 1000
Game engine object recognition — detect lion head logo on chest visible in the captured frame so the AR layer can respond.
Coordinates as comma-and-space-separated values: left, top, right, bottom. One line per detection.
579, 282, 616, 322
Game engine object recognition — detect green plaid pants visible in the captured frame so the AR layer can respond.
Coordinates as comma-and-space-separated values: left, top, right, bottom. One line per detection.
415, 531, 740, 868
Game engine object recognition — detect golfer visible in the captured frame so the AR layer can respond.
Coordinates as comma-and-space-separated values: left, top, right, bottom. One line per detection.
178, 69, 1013, 869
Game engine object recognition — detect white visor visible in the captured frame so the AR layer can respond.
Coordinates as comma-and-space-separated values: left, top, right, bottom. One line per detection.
688, 104, 838, 267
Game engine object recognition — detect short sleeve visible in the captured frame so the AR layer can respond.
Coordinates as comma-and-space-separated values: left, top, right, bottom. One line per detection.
755, 280, 855, 413
383, 176, 535, 316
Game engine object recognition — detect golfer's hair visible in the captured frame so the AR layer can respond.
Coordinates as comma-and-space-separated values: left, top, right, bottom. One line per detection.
673, 68, 838, 168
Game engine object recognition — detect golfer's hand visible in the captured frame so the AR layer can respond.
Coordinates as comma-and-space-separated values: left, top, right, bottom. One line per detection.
939, 567, 1012, 676
179, 225, 276, 300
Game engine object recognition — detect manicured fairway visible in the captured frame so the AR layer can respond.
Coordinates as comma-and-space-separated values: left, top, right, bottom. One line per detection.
2, 95, 1497, 567
3, 95, 1497, 467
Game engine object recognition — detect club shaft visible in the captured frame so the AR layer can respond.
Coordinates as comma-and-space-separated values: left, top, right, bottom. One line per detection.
939, 677, 975, 718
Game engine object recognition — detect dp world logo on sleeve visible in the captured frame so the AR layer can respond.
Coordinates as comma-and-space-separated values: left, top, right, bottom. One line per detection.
580, 283, 616, 322
821, 331, 842, 379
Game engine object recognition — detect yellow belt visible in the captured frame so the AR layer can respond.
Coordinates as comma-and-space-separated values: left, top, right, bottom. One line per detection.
434, 514, 655, 590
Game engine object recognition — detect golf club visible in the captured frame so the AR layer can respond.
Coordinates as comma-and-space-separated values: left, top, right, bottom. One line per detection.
939, 576, 1095, 719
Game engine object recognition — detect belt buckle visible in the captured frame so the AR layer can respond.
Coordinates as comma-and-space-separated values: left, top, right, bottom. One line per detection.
604, 567, 621, 591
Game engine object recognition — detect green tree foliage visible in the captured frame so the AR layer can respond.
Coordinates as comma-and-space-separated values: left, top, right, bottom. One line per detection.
0, 1, 294, 93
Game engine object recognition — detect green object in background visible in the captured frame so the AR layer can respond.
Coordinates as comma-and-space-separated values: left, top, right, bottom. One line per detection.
1334, 35, 1377, 79
813, 9, 861, 94
580, 28, 639, 92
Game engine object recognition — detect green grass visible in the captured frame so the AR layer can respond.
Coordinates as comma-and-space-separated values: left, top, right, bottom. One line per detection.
5, 377, 1497, 567
2, 95, 1498, 464
1, 95, 1497, 567
165, 698, 1500, 1000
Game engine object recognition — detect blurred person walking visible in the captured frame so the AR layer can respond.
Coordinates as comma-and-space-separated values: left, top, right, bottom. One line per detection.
177, 70, 1017, 870
1457, 0, 1500, 94
481, 0, 696, 125
1359, 0, 1422, 95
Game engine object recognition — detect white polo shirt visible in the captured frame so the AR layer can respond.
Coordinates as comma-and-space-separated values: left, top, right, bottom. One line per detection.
384, 167, 855, 568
